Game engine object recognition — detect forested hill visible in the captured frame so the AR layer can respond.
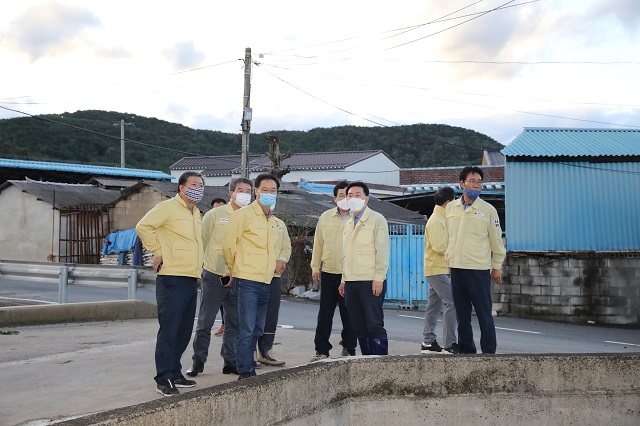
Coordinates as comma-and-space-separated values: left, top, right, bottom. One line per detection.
0, 110, 503, 172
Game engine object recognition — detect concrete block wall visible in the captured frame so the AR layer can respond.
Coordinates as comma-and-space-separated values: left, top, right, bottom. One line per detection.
495, 253, 640, 326
109, 187, 168, 231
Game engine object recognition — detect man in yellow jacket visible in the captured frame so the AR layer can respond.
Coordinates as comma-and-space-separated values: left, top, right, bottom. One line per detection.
136, 172, 205, 396
339, 181, 390, 356
421, 186, 458, 355
257, 216, 291, 366
223, 173, 280, 379
446, 166, 506, 354
309, 181, 356, 362
185, 177, 253, 378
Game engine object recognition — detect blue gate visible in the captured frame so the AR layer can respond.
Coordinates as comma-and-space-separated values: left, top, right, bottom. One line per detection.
386, 224, 428, 308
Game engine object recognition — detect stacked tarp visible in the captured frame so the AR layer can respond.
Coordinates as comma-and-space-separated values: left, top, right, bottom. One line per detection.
101, 229, 144, 266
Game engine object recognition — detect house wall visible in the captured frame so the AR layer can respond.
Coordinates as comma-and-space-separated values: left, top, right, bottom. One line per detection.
176, 153, 400, 186
494, 253, 640, 326
400, 165, 504, 185
110, 186, 169, 231
0, 186, 60, 262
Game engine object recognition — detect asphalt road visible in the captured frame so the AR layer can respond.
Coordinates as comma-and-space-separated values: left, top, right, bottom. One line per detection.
2, 277, 640, 355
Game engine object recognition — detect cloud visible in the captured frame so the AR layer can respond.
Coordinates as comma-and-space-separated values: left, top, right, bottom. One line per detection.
589, 0, 640, 35
163, 41, 206, 70
191, 112, 240, 132
165, 102, 190, 123
91, 45, 132, 60
3, 1, 102, 61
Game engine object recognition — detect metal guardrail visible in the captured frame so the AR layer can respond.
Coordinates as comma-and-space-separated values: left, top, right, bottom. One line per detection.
0, 260, 156, 303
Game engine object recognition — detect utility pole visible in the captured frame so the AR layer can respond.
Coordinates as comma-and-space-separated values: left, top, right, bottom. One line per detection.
120, 119, 125, 168
113, 119, 134, 168
240, 47, 252, 179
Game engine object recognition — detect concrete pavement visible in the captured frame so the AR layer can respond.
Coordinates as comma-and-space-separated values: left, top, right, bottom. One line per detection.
0, 314, 418, 425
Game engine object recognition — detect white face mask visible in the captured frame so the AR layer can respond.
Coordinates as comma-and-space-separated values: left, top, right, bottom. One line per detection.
234, 192, 251, 207
270, 199, 277, 211
347, 197, 366, 213
336, 198, 350, 211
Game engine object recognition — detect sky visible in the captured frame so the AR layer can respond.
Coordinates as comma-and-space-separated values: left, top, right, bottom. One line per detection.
1, 0, 639, 149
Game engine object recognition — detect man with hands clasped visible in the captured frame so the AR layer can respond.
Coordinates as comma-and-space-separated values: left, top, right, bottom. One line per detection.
339, 181, 390, 356
309, 181, 357, 362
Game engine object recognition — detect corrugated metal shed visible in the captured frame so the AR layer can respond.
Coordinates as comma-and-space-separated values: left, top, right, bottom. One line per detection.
503, 128, 640, 252
0, 158, 173, 180
502, 128, 640, 157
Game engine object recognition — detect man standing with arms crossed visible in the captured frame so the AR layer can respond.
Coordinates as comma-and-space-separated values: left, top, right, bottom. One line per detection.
446, 166, 506, 354
223, 173, 280, 379
421, 186, 458, 354
339, 181, 390, 356
136, 172, 204, 396
186, 178, 253, 377
309, 181, 357, 362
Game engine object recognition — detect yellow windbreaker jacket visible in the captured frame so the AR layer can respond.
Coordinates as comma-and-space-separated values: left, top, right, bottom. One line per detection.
342, 207, 390, 283
445, 197, 506, 271
274, 217, 292, 278
201, 203, 235, 275
310, 207, 351, 275
222, 201, 279, 284
424, 204, 449, 276
135, 194, 203, 278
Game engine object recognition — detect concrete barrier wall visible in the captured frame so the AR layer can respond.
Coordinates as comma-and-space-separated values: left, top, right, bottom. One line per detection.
58, 354, 640, 425
0, 300, 157, 327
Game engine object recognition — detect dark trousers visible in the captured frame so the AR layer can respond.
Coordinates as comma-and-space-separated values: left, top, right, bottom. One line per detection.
258, 276, 282, 353
450, 268, 496, 354
344, 280, 387, 340
314, 272, 357, 355
234, 278, 270, 374
192, 269, 237, 364
155, 275, 198, 382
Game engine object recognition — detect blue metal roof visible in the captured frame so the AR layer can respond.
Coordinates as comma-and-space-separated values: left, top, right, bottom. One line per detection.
502, 128, 640, 157
0, 158, 173, 180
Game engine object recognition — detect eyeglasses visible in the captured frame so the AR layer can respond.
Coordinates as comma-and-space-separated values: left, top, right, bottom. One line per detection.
465, 180, 483, 186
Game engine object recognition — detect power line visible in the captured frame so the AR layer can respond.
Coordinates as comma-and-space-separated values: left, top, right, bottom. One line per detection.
260, 62, 640, 108
261, 1, 535, 62
0, 105, 207, 157
385, 0, 520, 51
257, 64, 640, 136
255, 66, 487, 151
0, 59, 240, 105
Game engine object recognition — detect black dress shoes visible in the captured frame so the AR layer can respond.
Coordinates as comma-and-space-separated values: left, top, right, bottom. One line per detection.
222, 361, 239, 375
186, 355, 204, 377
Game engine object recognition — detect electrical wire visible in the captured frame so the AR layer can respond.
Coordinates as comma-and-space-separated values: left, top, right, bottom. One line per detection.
0, 105, 210, 157
255, 65, 488, 151
256, 64, 640, 135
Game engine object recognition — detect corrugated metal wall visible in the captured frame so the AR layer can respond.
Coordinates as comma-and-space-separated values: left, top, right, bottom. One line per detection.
505, 161, 640, 251
387, 224, 428, 306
